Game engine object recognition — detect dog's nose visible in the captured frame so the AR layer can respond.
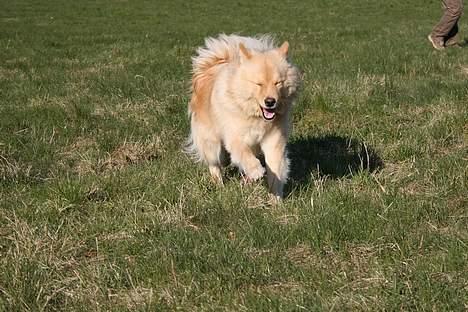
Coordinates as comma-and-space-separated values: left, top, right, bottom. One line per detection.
264, 97, 276, 108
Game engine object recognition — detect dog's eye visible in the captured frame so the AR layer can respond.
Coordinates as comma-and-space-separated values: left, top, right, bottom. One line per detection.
247, 80, 263, 87
275, 81, 284, 86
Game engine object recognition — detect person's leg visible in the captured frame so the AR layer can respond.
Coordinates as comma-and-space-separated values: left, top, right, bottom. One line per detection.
445, 23, 460, 46
430, 0, 463, 48
445, 0, 463, 45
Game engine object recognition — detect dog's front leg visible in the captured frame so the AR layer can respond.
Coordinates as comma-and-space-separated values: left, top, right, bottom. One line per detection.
261, 132, 289, 199
225, 139, 265, 181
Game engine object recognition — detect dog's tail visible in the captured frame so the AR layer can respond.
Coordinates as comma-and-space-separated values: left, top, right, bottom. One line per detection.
185, 37, 229, 162
185, 35, 241, 161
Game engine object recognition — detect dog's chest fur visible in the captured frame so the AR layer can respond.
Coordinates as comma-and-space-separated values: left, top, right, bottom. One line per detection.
241, 120, 273, 148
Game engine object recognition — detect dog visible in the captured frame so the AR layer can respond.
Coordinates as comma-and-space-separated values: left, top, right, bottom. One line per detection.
186, 34, 301, 199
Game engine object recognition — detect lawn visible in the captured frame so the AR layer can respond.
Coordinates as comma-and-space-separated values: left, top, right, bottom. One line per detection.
0, 0, 467, 310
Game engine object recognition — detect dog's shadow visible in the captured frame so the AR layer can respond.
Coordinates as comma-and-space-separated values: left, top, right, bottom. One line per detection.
286, 134, 384, 188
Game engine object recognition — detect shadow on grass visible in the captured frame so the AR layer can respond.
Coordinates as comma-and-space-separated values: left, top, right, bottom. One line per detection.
287, 134, 384, 185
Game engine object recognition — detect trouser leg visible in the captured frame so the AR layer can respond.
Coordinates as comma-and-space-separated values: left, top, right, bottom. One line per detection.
431, 0, 463, 41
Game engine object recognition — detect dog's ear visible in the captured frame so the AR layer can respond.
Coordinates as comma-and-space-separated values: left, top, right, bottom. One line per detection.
277, 41, 289, 58
239, 43, 252, 61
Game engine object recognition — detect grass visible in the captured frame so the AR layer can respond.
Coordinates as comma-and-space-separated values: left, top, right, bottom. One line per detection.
0, 0, 467, 310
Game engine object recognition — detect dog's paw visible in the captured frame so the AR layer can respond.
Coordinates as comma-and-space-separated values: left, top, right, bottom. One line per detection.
245, 164, 265, 181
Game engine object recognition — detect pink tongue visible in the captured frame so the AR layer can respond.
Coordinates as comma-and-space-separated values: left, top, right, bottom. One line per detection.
263, 109, 275, 119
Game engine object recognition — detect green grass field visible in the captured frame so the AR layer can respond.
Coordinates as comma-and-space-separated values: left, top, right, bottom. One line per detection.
1, 0, 467, 310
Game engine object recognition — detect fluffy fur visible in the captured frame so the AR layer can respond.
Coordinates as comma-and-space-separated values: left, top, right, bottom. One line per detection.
186, 34, 301, 199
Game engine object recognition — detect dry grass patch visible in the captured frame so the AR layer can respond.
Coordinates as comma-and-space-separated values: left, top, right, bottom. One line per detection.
381, 159, 418, 184
328, 291, 384, 311
423, 221, 468, 242
242, 183, 274, 209
71, 63, 125, 78
286, 244, 318, 267
287, 243, 392, 310
91, 97, 168, 124
0, 215, 90, 309
0, 67, 24, 80
100, 140, 161, 172
154, 204, 198, 230
60, 136, 99, 176
355, 72, 387, 98
61, 137, 163, 175
99, 231, 134, 242
245, 247, 272, 260
0, 214, 86, 269
249, 281, 303, 296
274, 213, 300, 225
461, 65, 468, 75
122, 192, 200, 230
0, 153, 33, 181
287, 243, 391, 288
109, 286, 154, 310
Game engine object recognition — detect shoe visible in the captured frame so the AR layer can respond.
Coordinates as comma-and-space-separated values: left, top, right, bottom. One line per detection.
428, 34, 445, 50
445, 36, 460, 47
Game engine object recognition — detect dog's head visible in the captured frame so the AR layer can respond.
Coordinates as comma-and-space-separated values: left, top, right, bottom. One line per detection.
235, 41, 300, 121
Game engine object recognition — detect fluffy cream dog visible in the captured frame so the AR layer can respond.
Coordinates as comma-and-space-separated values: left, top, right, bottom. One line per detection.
186, 34, 301, 199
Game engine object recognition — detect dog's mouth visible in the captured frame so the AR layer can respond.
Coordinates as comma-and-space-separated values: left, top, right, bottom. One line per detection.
261, 107, 276, 121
